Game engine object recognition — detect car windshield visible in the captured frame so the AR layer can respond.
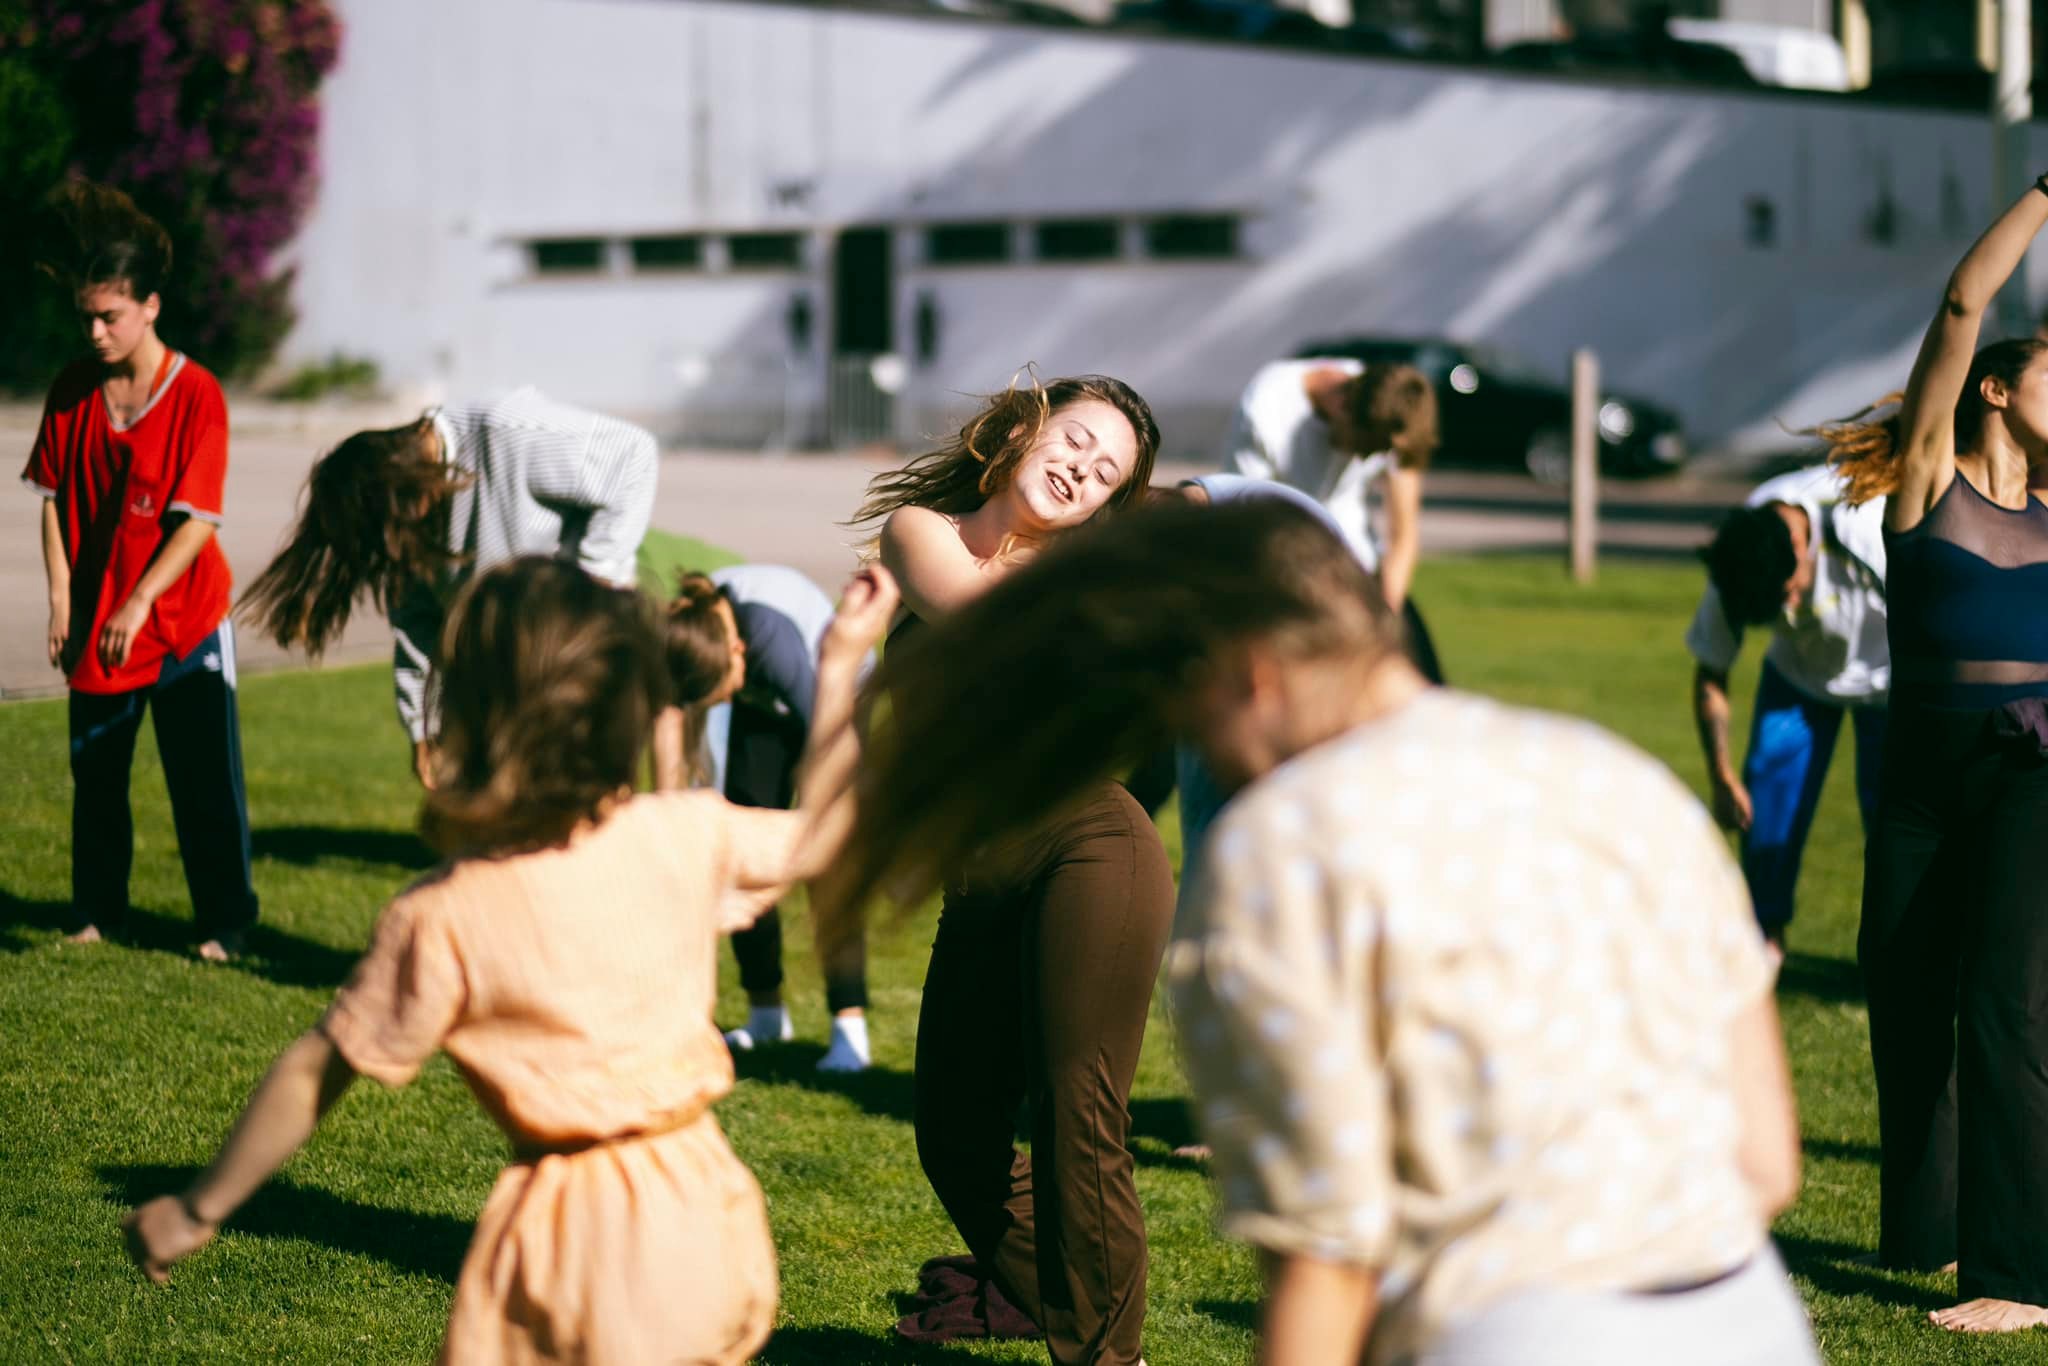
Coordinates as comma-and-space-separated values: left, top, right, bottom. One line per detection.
1464, 343, 1558, 386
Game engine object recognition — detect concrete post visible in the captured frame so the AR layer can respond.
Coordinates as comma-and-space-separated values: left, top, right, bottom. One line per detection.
1569, 348, 1598, 586
1994, 0, 2033, 337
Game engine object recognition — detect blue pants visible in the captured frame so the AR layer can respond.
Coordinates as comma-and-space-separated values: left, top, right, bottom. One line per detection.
1741, 660, 1884, 934
1172, 744, 1232, 927
68, 622, 258, 941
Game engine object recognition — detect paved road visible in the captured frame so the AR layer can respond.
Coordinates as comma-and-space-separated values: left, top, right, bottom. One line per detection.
0, 403, 1747, 700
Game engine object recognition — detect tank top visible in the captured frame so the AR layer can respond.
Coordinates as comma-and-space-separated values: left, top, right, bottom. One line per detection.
1884, 471, 2048, 708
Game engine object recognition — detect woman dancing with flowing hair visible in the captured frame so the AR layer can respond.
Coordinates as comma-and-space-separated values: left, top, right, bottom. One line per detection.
1810, 171, 2048, 1333
824, 499, 1817, 1366
845, 373, 1173, 1363
238, 390, 658, 784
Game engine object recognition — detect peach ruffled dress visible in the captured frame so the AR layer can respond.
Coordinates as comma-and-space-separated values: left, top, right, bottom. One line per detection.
320, 792, 783, 1364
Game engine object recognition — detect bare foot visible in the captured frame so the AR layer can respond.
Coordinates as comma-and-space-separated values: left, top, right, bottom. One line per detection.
64, 924, 104, 945
196, 939, 232, 963
1930, 1298, 2048, 1332
1171, 1144, 1212, 1161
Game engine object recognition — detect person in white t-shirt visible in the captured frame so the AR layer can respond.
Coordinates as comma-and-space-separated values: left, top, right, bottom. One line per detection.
1687, 464, 1888, 947
1224, 358, 1443, 680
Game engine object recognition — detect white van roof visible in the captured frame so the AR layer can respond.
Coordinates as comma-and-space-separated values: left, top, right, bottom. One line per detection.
1666, 18, 1851, 92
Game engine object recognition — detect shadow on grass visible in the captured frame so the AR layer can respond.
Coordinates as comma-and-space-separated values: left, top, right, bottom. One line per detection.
1195, 1298, 1257, 1331
0, 891, 74, 952
733, 1054, 1208, 1173
734, 1047, 917, 1123
1804, 1137, 1879, 1166
1777, 951, 1863, 1008
0, 889, 362, 991
755, 1325, 993, 1364
1776, 1231, 1953, 1313
99, 1163, 470, 1284
1130, 1097, 1213, 1175
252, 824, 435, 872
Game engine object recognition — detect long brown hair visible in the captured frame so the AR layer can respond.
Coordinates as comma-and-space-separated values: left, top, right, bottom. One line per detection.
663, 571, 737, 787
1818, 338, 2048, 504
36, 179, 172, 301
849, 372, 1161, 538
821, 500, 1397, 941
1349, 362, 1439, 469
420, 557, 668, 857
239, 420, 472, 654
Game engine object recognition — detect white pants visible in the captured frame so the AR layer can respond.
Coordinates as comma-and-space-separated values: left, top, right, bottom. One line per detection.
1408, 1246, 1820, 1366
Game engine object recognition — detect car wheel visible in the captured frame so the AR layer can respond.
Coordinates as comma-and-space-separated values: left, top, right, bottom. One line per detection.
1524, 427, 1572, 485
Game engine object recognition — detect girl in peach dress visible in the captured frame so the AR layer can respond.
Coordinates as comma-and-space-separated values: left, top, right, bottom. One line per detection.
123, 556, 897, 1364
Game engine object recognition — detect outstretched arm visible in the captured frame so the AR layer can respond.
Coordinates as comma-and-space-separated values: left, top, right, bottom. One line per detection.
123, 1030, 358, 1282
1891, 182, 2048, 532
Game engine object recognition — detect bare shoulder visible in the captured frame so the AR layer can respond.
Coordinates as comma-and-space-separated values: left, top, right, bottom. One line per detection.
879, 504, 974, 578
881, 504, 961, 550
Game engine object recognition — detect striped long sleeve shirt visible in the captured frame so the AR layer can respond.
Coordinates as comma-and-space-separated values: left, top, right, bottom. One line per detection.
393, 388, 659, 741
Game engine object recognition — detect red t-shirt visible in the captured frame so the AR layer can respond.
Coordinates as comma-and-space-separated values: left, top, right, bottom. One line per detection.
21, 352, 235, 694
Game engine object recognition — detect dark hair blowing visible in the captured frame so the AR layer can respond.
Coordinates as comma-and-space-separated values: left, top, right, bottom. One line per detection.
1818, 338, 2048, 505
1701, 505, 1798, 629
37, 179, 173, 301
850, 372, 1161, 538
825, 500, 1397, 935
239, 421, 473, 654
420, 558, 669, 858
1346, 362, 1440, 470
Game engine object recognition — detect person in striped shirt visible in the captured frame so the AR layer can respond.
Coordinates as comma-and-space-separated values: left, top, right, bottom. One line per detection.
242, 389, 659, 780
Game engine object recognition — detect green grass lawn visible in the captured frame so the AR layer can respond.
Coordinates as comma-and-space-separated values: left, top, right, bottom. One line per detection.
0, 551, 2014, 1363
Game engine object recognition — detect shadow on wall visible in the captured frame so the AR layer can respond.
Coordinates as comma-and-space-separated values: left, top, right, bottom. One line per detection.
446, 9, 2007, 465
877, 36, 1990, 460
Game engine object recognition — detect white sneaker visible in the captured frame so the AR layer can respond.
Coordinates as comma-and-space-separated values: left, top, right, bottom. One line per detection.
724, 1007, 793, 1053
816, 1016, 871, 1073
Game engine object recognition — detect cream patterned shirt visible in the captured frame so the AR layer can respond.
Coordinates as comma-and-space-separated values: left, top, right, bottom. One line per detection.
1167, 690, 1777, 1365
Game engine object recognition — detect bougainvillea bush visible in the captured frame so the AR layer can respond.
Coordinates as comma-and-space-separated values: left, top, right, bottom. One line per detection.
0, 0, 340, 391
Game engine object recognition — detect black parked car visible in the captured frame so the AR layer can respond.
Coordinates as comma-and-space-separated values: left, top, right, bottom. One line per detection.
1493, 31, 1757, 88
1292, 335, 1688, 482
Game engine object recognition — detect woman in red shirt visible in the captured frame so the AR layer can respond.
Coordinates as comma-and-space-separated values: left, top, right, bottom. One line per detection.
22, 183, 258, 961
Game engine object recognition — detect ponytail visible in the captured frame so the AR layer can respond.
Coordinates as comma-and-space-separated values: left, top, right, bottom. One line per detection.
1813, 393, 1905, 507
663, 572, 739, 788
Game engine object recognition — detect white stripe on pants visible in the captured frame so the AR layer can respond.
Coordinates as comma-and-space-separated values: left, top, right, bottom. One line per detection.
1405, 1245, 1819, 1366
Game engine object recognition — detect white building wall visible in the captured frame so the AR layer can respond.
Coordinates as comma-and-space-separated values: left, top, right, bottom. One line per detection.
281, 0, 2048, 462
1715, 0, 1834, 28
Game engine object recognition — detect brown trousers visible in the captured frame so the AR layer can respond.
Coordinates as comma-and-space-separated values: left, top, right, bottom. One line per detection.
914, 784, 1176, 1366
